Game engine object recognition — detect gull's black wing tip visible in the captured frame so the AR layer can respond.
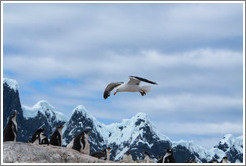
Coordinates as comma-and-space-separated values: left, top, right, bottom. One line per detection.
130, 76, 158, 85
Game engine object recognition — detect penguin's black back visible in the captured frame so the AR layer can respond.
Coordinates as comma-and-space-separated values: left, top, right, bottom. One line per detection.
72, 132, 85, 152
31, 129, 44, 143
3, 120, 17, 142
50, 129, 61, 146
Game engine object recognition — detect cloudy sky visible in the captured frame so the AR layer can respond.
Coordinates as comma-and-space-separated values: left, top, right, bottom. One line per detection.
3, 2, 244, 149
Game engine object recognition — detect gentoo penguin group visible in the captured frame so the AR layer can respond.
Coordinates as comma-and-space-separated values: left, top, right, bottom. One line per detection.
31, 128, 45, 144
91, 147, 111, 160
4, 111, 18, 142
163, 149, 176, 163
50, 125, 63, 146
121, 151, 134, 163
67, 129, 91, 155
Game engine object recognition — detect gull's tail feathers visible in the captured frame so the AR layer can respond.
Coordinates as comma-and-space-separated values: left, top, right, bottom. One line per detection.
141, 86, 151, 93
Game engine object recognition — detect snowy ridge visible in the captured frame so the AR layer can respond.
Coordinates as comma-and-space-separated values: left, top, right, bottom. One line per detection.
64, 108, 172, 161
72, 105, 98, 123
103, 112, 170, 145
69, 105, 107, 135
22, 100, 67, 123
172, 140, 225, 162
69, 109, 170, 146
217, 134, 243, 154
3, 78, 18, 92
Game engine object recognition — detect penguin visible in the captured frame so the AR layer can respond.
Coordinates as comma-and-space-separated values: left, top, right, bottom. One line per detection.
91, 147, 111, 160
40, 132, 49, 145
50, 125, 63, 146
67, 129, 91, 154
31, 128, 45, 144
142, 151, 154, 163
220, 156, 229, 163
121, 151, 134, 163
80, 129, 91, 155
3, 111, 18, 142
162, 149, 176, 163
105, 147, 111, 161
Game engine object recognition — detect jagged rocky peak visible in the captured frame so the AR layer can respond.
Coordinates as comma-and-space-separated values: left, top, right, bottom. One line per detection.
172, 140, 216, 163
214, 134, 243, 163
216, 134, 243, 152
70, 105, 97, 124
131, 112, 148, 126
72, 105, 89, 116
218, 134, 242, 146
33, 100, 55, 111
3, 78, 19, 92
22, 100, 66, 123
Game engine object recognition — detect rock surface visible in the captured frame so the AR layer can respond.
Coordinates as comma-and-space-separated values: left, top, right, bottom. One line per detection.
3, 142, 114, 163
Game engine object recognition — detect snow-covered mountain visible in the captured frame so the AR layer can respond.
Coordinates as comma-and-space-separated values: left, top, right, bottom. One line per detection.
62, 105, 244, 163
3, 78, 66, 142
172, 140, 226, 163
63, 105, 171, 161
21, 100, 67, 141
214, 134, 243, 163
3, 78, 244, 163
22, 100, 66, 128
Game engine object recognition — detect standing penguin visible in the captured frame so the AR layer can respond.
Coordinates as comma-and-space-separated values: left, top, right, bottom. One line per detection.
4, 111, 18, 142
91, 147, 111, 160
142, 151, 154, 163
80, 129, 91, 154
121, 151, 134, 163
31, 128, 45, 144
50, 125, 63, 146
40, 133, 49, 145
67, 129, 91, 155
163, 149, 176, 163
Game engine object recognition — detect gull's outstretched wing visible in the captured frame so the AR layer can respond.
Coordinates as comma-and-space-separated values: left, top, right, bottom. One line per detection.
128, 76, 157, 85
103, 82, 123, 99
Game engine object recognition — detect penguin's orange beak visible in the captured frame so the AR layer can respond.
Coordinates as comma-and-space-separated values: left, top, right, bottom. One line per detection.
114, 90, 117, 95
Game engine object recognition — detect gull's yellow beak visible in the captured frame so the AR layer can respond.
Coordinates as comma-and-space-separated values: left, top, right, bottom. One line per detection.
114, 90, 117, 95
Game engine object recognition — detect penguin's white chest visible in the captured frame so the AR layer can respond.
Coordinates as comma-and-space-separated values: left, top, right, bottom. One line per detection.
12, 119, 17, 142
66, 138, 74, 149
81, 134, 90, 155
123, 154, 133, 162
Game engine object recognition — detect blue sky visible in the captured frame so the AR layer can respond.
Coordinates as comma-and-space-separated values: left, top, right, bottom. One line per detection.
3, 2, 244, 149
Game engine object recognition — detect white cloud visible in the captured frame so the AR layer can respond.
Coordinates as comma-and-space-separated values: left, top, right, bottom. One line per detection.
115, 93, 242, 115
4, 48, 243, 81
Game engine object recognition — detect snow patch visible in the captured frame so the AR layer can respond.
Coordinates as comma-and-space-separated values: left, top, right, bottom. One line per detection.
3, 78, 18, 92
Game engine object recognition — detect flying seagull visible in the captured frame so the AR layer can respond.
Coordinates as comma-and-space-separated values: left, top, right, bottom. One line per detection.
103, 76, 157, 99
